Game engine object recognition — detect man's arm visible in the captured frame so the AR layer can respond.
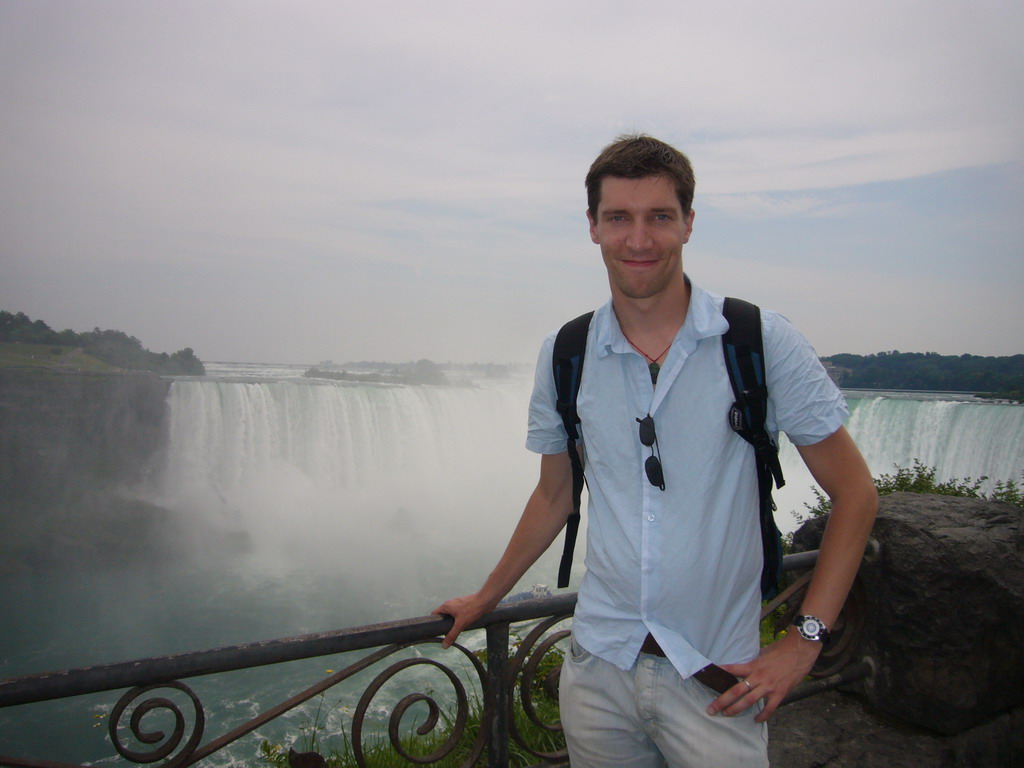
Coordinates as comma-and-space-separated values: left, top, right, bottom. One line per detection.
433, 450, 576, 648
710, 425, 878, 722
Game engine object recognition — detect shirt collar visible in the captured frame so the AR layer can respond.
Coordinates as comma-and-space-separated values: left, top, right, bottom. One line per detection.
592, 277, 729, 359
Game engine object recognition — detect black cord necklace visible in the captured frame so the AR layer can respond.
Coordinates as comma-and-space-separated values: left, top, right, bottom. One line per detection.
621, 330, 672, 385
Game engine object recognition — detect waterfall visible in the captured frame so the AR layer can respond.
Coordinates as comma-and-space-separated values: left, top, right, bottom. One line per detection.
844, 394, 1024, 485
155, 375, 546, 589
157, 376, 1024, 543
773, 393, 1024, 530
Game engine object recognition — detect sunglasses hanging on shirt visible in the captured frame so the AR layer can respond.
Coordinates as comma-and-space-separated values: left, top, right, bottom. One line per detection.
636, 414, 666, 491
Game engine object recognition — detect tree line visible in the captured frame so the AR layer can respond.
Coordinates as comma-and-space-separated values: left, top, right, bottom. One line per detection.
824, 350, 1024, 398
0, 310, 205, 375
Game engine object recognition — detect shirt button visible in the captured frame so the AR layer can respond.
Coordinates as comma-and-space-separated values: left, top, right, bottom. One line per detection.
647, 515, 655, 522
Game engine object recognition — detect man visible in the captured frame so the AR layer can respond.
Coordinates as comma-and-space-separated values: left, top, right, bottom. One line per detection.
434, 135, 877, 767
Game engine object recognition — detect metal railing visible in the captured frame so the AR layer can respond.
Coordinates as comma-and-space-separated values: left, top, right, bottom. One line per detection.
0, 549, 870, 768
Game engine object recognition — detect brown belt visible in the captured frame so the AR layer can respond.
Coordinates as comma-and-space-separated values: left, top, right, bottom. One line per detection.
640, 633, 741, 695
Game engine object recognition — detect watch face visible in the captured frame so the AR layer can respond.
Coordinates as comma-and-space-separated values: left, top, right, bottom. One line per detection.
795, 615, 828, 642
802, 618, 822, 637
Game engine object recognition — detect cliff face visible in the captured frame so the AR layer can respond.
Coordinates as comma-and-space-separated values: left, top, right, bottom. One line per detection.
0, 371, 174, 569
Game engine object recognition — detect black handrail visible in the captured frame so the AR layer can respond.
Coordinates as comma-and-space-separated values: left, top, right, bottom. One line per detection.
0, 549, 870, 768
0, 595, 577, 709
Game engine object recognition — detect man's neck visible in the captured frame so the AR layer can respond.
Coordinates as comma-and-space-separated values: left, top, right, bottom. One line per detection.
612, 273, 691, 348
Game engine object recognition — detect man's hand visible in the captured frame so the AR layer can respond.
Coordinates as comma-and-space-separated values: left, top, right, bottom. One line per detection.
432, 593, 495, 649
706, 631, 822, 723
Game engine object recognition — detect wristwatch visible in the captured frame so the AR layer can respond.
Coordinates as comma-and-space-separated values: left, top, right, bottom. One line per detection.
793, 615, 831, 645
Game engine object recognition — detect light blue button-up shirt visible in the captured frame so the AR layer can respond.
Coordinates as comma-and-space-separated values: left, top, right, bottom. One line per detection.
526, 280, 847, 675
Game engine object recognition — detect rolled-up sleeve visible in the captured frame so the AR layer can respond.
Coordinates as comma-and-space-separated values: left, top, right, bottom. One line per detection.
525, 331, 570, 455
763, 311, 848, 446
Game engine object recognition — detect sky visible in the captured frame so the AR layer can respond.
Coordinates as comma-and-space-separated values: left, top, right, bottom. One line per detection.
2, 1, 1022, 365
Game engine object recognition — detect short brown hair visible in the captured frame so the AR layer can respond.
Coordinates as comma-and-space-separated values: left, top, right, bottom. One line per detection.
585, 134, 696, 217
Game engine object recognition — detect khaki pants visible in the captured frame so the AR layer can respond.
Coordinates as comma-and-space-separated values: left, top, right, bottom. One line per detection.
559, 637, 769, 768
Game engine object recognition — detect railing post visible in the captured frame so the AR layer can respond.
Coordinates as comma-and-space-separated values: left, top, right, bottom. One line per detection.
485, 621, 511, 768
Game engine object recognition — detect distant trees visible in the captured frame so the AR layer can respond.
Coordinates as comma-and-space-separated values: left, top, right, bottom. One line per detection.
0, 310, 205, 375
411, 358, 446, 385
825, 350, 1024, 396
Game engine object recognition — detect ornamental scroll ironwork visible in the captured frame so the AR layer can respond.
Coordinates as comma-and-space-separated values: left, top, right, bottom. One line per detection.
0, 631, 573, 768
57, 601, 859, 768
71, 640, 496, 768
340, 619, 573, 767
505, 614, 572, 765
108, 681, 205, 768
349, 641, 490, 767
1, 551, 869, 768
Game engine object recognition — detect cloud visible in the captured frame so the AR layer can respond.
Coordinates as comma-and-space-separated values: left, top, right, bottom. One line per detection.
702, 193, 836, 220
1, 0, 1021, 362
695, 125, 1022, 195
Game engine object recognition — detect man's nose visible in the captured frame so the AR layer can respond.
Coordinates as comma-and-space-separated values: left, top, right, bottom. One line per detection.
626, 221, 653, 250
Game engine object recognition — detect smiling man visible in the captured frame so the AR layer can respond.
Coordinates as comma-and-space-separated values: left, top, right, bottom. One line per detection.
593, 174, 694, 303
435, 134, 877, 767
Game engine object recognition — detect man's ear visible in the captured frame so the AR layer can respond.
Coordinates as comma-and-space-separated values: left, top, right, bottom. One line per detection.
587, 210, 599, 244
682, 208, 695, 244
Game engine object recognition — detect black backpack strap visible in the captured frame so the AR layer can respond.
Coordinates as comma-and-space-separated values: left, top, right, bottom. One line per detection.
552, 311, 593, 588
722, 297, 786, 598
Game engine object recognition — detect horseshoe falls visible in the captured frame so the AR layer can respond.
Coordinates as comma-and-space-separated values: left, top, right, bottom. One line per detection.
773, 392, 1024, 528
844, 394, 1023, 483
153, 373, 548, 599
153, 376, 1024, 559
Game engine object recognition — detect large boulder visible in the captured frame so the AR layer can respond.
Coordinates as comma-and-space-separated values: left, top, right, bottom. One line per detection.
792, 492, 1024, 736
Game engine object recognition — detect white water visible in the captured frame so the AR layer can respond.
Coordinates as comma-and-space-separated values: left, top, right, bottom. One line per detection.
844, 393, 1024, 486
773, 392, 1024, 529
154, 374, 544, 583
158, 374, 1024, 545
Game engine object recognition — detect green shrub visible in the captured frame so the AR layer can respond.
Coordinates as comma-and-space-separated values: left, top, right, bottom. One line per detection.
796, 460, 1023, 524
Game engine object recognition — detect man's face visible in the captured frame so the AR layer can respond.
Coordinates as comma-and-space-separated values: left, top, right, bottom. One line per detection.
587, 175, 694, 303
